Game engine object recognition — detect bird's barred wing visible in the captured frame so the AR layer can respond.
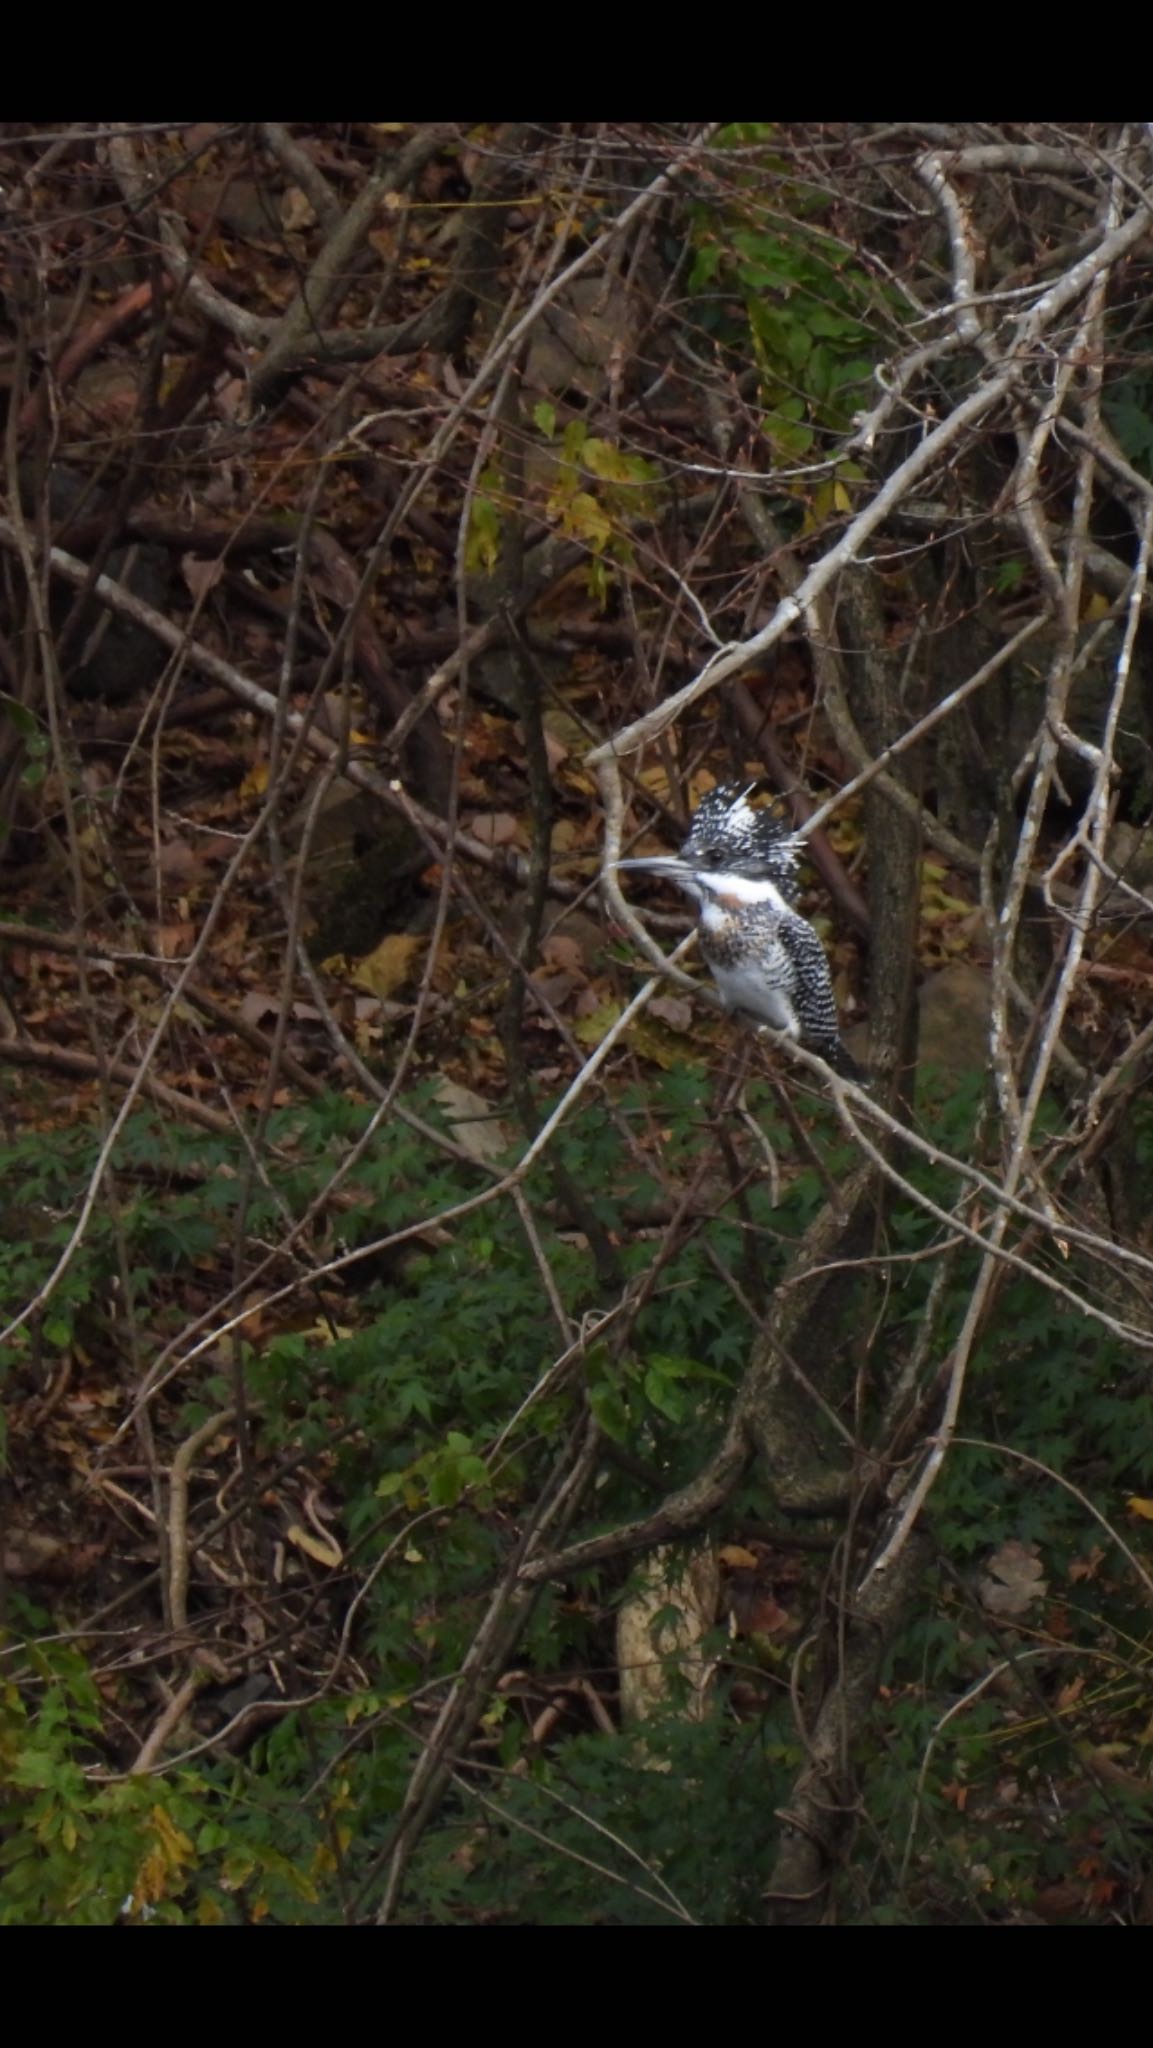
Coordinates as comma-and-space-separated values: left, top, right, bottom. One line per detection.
779, 910, 841, 1055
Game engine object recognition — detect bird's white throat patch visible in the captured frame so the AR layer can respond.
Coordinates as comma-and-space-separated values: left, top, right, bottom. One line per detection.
696, 871, 791, 911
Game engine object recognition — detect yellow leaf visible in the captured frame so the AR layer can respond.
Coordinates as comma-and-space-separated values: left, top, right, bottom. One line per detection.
1126, 1495, 1153, 1521
133, 1805, 195, 1906
637, 764, 678, 801
574, 998, 622, 1047
628, 1016, 685, 1068
351, 931, 425, 998
239, 760, 269, 801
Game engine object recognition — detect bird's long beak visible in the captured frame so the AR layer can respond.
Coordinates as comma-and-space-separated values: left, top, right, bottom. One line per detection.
614, 855, 695, 881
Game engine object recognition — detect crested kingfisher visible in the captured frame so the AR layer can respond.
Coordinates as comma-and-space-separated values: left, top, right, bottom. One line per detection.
616, 784, 865, 1079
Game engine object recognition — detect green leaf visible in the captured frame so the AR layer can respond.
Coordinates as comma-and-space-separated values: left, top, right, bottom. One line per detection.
588, 1381, 630, 1442
564, 491, 613, 552
643, 1364, 686, 1423
0, 696, 41, 739
466, 492, 502, 574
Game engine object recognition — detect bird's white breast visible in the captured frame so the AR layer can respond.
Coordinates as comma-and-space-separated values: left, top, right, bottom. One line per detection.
706, 955, 800, 1035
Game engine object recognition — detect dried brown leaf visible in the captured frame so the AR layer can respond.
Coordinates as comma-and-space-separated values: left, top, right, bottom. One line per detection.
541, 934, 586, 978
649, 995, 693, 1032
181, 553, 225, 601
979, 1538, 1047, 1618
467, 812, 521, 848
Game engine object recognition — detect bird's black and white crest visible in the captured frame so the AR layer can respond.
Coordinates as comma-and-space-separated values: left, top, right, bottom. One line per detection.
678, 784, 803, 901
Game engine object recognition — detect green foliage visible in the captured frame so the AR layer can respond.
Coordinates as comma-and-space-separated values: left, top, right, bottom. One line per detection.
463, 466, 504, 573
993, 555, 1028, 594
0, 1064, 827, 1925
539, 418, 659, 605
3, 1066, 1150, 1924
686, 133, 890, 469
0, 1624, 226, 1925
1103, 372, 1153, 477
467, 412, 660, 604
0, 696, 49, 788
405, 1710, 797, 1925
845, 1147, 1153, 1918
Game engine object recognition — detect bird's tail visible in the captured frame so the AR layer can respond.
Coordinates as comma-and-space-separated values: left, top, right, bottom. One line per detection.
829, 1040, 871, 1085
